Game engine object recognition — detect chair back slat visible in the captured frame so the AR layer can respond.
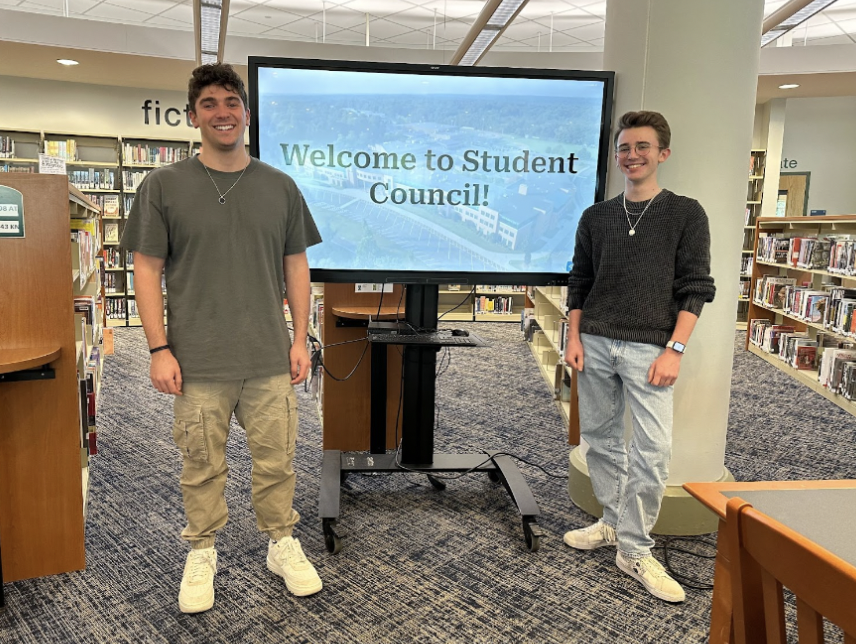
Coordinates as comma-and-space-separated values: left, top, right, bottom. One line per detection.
726, 496, 856, 644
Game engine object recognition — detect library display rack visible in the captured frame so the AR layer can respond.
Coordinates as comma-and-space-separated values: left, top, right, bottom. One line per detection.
0, 174, 104, 602
746, 215, 856, 418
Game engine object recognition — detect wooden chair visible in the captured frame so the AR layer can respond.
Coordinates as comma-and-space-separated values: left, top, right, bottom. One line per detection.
725, 496, 856, 644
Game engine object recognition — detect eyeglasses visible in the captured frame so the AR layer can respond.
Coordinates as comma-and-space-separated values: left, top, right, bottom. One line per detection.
615, 142, 662, 157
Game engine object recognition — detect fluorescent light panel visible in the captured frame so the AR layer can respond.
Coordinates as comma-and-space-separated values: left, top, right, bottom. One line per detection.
457, 0, 528, 66
762, 0, 839, 46
201, 0, 221, 62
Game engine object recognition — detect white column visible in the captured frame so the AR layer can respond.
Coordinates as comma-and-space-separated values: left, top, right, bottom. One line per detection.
568, 0, 766, 534
758, 98, 787, 219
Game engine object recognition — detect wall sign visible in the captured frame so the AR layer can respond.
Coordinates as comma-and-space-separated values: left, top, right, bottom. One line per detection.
0, 186, 25, 239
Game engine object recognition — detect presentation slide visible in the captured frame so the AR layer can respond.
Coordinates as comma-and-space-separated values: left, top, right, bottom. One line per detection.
255, 65, 607, 277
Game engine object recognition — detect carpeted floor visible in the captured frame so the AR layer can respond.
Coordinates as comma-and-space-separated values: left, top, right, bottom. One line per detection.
1, 325, 854, 643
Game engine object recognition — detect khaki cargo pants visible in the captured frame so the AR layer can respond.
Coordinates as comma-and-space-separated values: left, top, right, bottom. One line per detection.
172, 373, 300, 549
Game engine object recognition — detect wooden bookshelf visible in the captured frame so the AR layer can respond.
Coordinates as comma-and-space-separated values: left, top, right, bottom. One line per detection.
0, 175, 101, 585
746, 214, 856, 418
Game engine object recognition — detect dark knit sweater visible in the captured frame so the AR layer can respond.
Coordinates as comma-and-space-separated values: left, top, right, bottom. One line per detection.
567, 189, 716, 347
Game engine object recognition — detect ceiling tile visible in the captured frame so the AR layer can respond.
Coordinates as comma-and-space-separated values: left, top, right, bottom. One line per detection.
157, 2, 193, 26
81, 1, 158, 22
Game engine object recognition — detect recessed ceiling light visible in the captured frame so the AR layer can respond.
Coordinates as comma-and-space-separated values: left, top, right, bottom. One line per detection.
778, 83, 800, 89
57, 59, 79, 66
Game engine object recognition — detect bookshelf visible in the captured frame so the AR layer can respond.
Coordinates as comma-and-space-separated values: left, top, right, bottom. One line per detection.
120, 136, 193, 327
746, 215, 856, 417
0, 174, 103, 587
0, 128, 41, 174
438, 285, 528, 323
737, 149, 767, 330
525, 286, 576, 434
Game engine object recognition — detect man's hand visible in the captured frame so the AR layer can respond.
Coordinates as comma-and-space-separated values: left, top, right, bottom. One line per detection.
647, 350, 682, 387
151, 350, 183, 395
290, 343, 312, 385
564, 336, 585, 372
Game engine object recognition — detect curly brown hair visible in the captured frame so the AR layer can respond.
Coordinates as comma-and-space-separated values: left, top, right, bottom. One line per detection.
613, 111, 671, 149
188, 63, 248, 112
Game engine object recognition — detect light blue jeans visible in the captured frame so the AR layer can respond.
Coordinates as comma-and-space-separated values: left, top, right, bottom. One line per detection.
578, 333, 673, 558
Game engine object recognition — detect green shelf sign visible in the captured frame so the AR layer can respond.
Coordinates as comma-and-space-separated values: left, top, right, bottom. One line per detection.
0, 185, 25, 239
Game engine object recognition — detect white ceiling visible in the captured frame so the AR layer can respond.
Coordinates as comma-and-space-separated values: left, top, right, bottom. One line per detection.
0, 0, 855, 101
1, 0, 855, 51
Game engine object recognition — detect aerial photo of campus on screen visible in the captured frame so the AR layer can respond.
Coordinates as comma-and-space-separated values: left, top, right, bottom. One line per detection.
256, 66, 606, 276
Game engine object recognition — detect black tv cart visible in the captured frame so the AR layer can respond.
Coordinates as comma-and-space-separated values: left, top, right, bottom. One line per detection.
318, 284, 543, 553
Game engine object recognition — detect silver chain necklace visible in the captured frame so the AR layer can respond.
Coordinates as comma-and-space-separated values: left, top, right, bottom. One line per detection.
202, 156, 250, 204
622, 190, 661, 236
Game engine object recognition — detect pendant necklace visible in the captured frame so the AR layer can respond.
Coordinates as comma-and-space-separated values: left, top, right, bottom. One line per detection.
622, 190, 660, 237
202, 156, 250, 205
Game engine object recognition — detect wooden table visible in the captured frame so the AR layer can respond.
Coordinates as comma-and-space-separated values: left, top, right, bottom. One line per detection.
683, 480, 856, 643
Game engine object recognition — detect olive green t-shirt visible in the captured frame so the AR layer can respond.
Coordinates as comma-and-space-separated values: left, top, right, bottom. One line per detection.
121, 157, 322, 380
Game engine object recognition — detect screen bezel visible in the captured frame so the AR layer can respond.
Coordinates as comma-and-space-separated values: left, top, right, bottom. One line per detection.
247, 56, 615, 286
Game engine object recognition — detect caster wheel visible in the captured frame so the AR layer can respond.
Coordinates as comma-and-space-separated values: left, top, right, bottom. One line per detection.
522, 517, 543, 553
427, 474, 447, 491
487, 470, 500, 483
323, 519, 343, 554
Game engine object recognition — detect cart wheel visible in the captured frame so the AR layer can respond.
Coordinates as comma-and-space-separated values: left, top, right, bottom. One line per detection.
323, 519, 343, 554
523, 517, 543, 553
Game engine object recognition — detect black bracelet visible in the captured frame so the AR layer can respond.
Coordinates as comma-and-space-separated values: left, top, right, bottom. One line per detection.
149, 345, 171, 355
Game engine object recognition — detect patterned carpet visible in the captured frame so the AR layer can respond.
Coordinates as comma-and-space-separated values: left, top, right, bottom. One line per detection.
1, 326, 854, 643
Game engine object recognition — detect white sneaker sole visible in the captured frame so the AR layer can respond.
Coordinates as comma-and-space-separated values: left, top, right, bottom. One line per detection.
616, 554, 685, 603
267, 556, 323, 597
178, 592, 214, 614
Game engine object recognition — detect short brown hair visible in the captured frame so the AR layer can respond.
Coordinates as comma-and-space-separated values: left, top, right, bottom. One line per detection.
188, 63, 248, 112
613, 111, 671, 149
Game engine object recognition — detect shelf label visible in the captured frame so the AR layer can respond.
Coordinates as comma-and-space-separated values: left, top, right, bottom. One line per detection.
0, 186, 25, 239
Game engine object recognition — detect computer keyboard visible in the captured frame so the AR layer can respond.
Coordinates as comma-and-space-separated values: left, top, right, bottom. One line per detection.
367, 332, 483, 347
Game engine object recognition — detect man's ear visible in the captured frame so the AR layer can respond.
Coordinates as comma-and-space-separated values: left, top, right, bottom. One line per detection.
188, 110, 199, 129
658, 147, 672, 163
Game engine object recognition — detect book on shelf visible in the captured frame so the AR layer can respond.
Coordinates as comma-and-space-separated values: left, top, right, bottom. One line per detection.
794, 343, 818, 370
754, 275, 797, 309
842, 363, 856, 400
102, 194, 120, 217
103, 222, 120, 244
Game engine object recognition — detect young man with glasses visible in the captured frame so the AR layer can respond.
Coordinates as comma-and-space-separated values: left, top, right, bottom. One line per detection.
562, 111, 716, 603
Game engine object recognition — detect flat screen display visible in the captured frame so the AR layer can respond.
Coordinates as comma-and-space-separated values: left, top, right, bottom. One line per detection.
248, 57, 614, 286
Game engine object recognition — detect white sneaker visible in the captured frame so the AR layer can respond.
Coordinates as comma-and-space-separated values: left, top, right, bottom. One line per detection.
563, 520, 617, 550
178, 547, 217, 613
616, 551, 685, 603
267, 537, 323, 597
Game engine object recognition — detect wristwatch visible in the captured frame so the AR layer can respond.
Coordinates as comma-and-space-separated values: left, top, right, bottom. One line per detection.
666, 340, 686, 354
